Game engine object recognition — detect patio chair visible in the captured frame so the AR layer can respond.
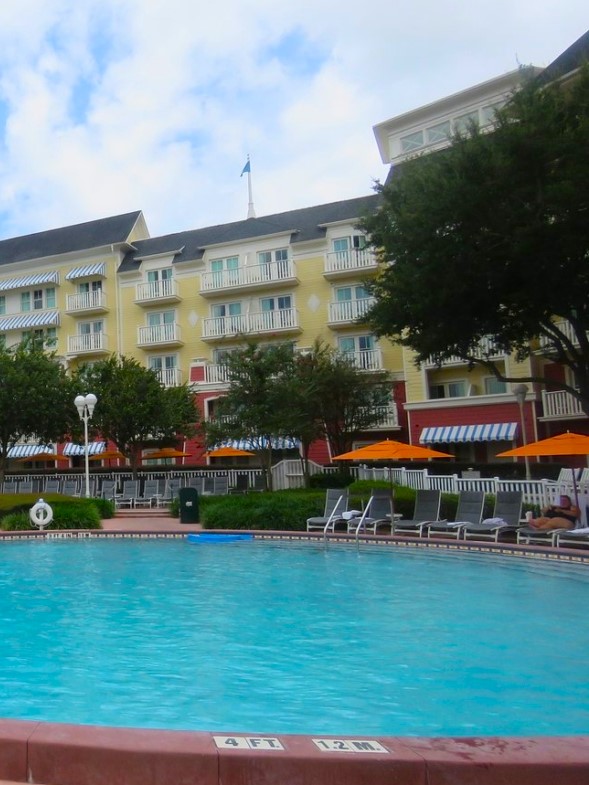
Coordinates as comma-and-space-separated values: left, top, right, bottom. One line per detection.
134, 479, 161, 508
117, 481, 139, 509
307, 489, 349, 532
3, 480, 17, 495
346, 490, 393, 535
44, 478, 61, 494
516, 499, 581, 547
213, 476, 229, 495
230, 475, 249, 493
424, 491, 485, 540
187, 476, 205, 494
100, 479, 117, 502
461, 491, 523, 543
159, 477, 181, 506
62, 479, 79, 497
391, 490, 442, 537
18, 481, 34, 494
556, 522, 589, 548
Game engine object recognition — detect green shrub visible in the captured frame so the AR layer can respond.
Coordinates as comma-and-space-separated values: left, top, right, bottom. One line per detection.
0, 497, 102, 530
202, 490, 325, 531
308, 472, 353, 489
90, 497, 115, 519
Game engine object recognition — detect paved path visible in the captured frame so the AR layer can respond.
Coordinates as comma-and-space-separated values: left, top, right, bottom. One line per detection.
101, 512, 203, 533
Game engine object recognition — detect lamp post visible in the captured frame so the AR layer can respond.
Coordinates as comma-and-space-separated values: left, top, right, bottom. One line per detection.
513, 384, 531, 480
74, 393, 97, 498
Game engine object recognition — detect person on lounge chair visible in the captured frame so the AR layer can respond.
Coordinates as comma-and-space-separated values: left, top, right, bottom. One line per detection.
528, 494, 580, 530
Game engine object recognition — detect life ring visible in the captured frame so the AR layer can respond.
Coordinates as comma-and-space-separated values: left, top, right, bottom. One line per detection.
29, 499, 54, 529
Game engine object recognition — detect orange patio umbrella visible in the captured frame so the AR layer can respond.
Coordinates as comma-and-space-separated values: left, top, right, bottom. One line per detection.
333, 439, 454, 504
497, 431, 589, 509
204, 446, 256, 458
333, 439, 454, 462
89, 450, 127, 461
145, 447, 192, 460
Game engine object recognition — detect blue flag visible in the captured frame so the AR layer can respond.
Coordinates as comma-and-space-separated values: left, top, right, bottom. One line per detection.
240, 159, 251, 177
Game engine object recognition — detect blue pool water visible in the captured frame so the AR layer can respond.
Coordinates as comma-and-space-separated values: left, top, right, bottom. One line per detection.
0, 538, 587, 736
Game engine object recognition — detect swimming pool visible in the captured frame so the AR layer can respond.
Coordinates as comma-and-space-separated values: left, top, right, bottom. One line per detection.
0, 537, 587, 737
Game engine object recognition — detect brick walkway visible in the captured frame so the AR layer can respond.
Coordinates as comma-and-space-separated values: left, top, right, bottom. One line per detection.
101, 509, 203, 533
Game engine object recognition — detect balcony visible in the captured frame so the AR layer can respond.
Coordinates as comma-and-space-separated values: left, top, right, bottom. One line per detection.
323, 249, 378, 279
202, 308, 301, 341
342, 349, 384, 372
200, 261, 297, 296
328, 297, 376, 327
363, 404, 400, 430
538, 320, 586, 352
423, 336, 506, 368
541, 389, 586, 420
137, 322, 183, 348
65, 290, 108, 314
135, 279, 181, 305
203, 364, 231, 385
155, 367, 182, 387
67, 333, 109, 356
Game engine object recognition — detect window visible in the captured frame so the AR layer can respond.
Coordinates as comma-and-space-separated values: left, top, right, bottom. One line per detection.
426, 121, 451, 144
80, 320, 103, 335
429, 380, 467, 399
211, 302, 241, 318
335, 285, 370, 302
149, 354, 178, 385
0, 334, 5, 349
333, 235, 366, 254
78, 280, 102, 294
400, 129, 424, 152
21, 328, 56, 347
484, 377, 507, 395
453, 111, 479, 134
148, 310, 174, 327
21, 287, 55, 312
481, 101, 503, 125
258, 248, 289, 278
147, 268, 173, 283
260, 295, 291, 312
338, 335, 376, 369
0, 295, 4, 315
210, 256, 239, 286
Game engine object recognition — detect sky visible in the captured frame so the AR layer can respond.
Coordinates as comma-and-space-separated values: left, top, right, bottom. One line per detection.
0, 0, 586, 241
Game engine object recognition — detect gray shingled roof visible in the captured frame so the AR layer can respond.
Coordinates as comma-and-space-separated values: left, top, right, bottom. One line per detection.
118, 195, 380, 272
0, 211, 143, 268
536, 29, 589, 86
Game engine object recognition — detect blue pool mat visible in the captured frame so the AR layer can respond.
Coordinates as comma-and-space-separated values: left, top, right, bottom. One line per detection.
187, 533, 254, 543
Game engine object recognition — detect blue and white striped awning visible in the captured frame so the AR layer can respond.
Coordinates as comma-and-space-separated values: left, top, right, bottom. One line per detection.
8, 444, 54, 458
221, 437, 300, 451
65, 263, 106, 280
0, 311, 60, 331
62, 442, 106, 456
0, 272, 60, 292
420, 423, 518, 444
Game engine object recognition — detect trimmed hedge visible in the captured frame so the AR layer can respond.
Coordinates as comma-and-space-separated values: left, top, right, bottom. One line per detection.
0, 494, 103, 530
201, 490, 326, 531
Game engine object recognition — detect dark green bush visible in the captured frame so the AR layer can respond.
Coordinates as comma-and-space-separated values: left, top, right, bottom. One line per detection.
0, 496, 102, 530
202, 490, 325, 531
90, 497, 115, 519
308, 472, 353, 489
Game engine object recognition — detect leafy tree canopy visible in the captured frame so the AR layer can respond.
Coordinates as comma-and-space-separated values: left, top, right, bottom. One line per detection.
0, 339, 75, 479
362, 67, 589, 411
74, 355, 198, 476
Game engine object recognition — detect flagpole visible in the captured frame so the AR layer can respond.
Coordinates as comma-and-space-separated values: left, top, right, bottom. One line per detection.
246, 156, 256, 219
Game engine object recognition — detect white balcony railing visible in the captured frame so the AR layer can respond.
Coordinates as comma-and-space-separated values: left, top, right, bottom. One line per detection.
424, 336, 505, 367
202, 308, 300, 339
137, 323, 182, 346
342, 349, 383, 371
201, 261, 294, 293
203, 364, 231, 384
66, 290, 107, 312
155, 367, 182, 387
67, 333, 108, 354
324, 249, 377, 275
328, 297, 375, 324
541, 389, 586, 419
136, 279, 178, 302
364, 404, 399, 429
538, 320, 586, 351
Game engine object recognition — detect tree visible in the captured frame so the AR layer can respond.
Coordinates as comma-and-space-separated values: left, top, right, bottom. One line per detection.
74, 355, 198, 477
203, 341, 393, 488
0, 339, 75, 481
362, 67, 589, 412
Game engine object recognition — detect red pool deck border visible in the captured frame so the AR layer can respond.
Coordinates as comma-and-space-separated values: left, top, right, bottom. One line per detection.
2, 520, 589, 784
0, 719, 588, 785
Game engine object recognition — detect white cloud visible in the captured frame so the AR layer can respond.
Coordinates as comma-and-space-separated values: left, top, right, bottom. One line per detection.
0, 0, 586, 238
